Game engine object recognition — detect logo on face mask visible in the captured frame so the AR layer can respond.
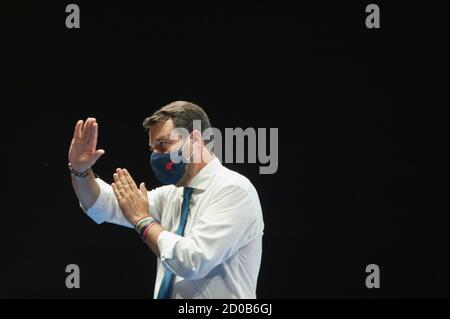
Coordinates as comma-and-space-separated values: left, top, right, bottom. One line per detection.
150, 137, 189, 185
165, 160, 174, 173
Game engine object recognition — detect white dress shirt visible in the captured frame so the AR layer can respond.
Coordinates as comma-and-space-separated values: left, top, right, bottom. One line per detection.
80, 158, 265, 299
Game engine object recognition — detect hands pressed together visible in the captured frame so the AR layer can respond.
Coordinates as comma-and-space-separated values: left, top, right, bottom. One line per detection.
112, 168, 150, 226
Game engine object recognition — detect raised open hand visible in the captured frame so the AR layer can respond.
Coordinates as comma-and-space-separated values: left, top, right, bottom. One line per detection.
68, 118, 105, 172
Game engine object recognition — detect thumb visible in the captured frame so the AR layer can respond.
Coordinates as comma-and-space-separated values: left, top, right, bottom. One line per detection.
92, 149, 105, 161
140, 182, 148, 194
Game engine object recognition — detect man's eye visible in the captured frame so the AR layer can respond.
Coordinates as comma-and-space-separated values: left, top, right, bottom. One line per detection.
153, 142, 170, 152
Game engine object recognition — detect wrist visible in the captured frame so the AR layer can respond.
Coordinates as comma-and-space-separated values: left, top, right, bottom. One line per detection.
141, 221, 159, 241
135, 215, 156, 233
68, 162, 92, 178
133, 214, 155, 233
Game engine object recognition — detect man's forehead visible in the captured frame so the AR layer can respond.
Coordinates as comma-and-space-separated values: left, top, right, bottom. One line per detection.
149, 119, 174, 142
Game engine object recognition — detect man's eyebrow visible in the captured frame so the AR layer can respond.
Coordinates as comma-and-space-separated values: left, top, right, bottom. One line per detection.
150, 135, 172, 146
156, 135, 172, 141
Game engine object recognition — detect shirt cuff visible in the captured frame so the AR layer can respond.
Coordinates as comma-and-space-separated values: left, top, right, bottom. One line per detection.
157, 230, 183, 273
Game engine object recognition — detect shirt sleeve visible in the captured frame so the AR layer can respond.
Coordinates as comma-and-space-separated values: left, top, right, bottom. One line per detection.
80, 178, 167, 228
157, 185, 261, 280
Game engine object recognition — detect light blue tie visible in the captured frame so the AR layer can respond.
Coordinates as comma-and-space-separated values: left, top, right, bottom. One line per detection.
157, 187, 194, 299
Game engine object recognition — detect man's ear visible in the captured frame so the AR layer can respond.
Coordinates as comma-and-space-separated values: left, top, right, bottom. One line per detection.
191, 130, 203, 145
190, 130, 204, 164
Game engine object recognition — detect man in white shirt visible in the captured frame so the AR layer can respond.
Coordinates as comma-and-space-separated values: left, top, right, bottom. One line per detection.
68, 101, 264, 299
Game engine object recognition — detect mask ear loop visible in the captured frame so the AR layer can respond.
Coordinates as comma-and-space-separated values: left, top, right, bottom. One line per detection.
177, 134, 192, 162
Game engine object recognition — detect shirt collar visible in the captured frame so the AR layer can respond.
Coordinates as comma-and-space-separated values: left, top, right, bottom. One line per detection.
187, 157, 222, 191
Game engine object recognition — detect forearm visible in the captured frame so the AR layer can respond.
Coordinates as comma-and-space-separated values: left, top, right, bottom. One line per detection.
71, 170, 100, 210
142, 223, 164, 257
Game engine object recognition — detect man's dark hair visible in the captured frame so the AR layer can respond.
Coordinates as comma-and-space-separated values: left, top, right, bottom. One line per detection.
143, 101, 212, 142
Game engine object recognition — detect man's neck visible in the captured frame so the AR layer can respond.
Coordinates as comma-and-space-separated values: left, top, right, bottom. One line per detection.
191, 151, 216, 179
180, 150, 216, 187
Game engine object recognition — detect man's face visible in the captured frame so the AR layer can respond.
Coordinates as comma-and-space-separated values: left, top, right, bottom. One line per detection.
148, 119, 184, 154
148, 119, 194, 187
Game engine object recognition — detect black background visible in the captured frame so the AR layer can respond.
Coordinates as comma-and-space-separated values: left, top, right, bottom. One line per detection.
0, 1, 448, 298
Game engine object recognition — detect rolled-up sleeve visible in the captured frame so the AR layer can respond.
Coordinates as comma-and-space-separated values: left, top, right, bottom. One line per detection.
157, 185, 259, 280
80, 178, 167, 228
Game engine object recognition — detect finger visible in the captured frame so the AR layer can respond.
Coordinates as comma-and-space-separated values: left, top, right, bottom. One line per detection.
73, 120, 83, 140
81, 118, 92, 141
114, 171, 126, 188
82, 117, 91, 131
113, 172, 121, 185
84, 118, 96, 142
82, 118, 90, 130
117, 169, 130, 189
85, 119, 95, 143
113, 173, 128, 195
139, 182, 148, 196
123, 169, 139, 191
92, 149, 105, 162
111, 182, 122, 200
86, 122, 98, 151
87, 119, 97, 141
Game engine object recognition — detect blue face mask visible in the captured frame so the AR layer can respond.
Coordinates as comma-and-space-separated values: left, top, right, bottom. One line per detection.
150, 138, 189, 185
